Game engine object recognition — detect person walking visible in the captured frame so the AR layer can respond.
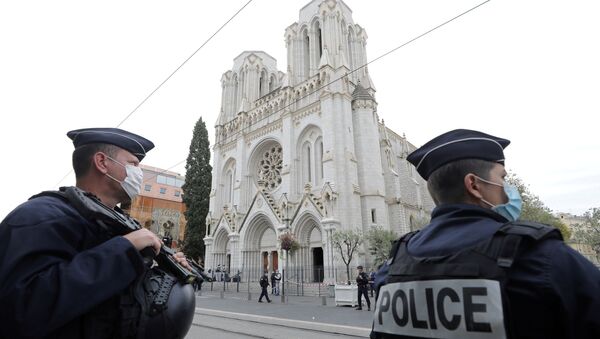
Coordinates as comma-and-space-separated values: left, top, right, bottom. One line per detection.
258, 271, 272, 303
356, 265, 371, 311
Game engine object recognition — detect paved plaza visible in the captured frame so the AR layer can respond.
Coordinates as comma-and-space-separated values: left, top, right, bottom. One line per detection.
187, 290, 374, 338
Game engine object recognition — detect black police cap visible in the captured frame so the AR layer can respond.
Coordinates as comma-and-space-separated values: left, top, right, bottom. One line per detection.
67, 127, 154, 161
406, 129, 510, 180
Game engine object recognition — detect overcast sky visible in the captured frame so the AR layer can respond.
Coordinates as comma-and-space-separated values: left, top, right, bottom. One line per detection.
1, 0, 598, 220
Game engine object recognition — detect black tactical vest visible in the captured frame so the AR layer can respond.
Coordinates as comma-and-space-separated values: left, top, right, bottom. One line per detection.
34, 188, 196, 339
371, 221, 561, 339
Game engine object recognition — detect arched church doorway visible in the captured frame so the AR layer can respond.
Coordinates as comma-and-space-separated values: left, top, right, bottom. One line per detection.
241, 214, 278, 281
312, 247, 324, 282
212, 228, 230, 274
293, 214, 324, 283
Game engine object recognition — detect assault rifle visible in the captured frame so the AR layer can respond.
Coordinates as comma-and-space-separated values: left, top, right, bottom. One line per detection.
186, 258, 213, 283
57, 186, 197, 284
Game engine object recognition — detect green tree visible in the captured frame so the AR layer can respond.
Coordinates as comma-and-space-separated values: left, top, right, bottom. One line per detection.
575, 208, 600, 256
365, 226, 397, 268
331, 228, 363, 284
506, 173, 571, 240
182, 117, 212, 261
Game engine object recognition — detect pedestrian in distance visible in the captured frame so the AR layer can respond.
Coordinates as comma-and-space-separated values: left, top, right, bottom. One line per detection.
368, 269, 376, 297
271, 269, 281, 295
356, 265, 371, 311
216, 264, 222, 282
258, 271, 272, 303
370, 129, 600, 339
0, 127, 197, 338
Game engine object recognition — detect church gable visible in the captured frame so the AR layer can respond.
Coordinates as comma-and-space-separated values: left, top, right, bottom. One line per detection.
290, 187, 326, 224
238, 189, 282, 233
213, 211, 235, 235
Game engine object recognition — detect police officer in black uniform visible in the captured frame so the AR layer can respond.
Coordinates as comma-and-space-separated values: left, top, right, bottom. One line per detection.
371, 129, 600, 339
356, 265, 371, 311
258, 271, 272, 303
0, 128, 195, 338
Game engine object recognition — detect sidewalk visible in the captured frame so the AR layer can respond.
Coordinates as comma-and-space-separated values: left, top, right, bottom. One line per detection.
195, 289, 375, 329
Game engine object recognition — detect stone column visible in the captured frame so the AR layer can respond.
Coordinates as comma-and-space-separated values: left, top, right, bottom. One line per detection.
321, 218, 340, 284
228, 233, 240, 276
203, 236, 214, 270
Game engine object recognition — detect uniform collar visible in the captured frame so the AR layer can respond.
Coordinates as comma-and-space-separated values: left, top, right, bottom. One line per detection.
431, 203, 509, 223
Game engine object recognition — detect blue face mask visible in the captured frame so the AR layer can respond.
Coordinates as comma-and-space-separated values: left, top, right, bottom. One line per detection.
477, 177, 523, 222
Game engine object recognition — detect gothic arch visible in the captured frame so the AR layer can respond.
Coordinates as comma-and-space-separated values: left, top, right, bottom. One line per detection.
269, 73, 277, 92
296, 125, 323, 190
221, 158, 236, 206
293, 212, 322, 246
291, 212, 324, 282
213, 227, 230, 253
311, 18, 323, 64
259, 68, 269, 97
240, 213, 279, 280
211, 226, 230, 271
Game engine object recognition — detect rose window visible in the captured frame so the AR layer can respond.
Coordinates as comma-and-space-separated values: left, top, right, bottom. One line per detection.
257, 145, 283, 191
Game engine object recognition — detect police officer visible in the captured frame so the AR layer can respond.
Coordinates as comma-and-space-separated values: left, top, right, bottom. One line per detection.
371, 129, 600, 339
0, 127, 193, 338
356, 265, 371, 311
258, 271, 272, 303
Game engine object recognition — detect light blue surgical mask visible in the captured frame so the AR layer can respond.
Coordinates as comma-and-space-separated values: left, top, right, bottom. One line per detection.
476, 177, 523, 222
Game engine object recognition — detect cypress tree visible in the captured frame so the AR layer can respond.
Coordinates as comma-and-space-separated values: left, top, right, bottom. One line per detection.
182, 117, 212, 261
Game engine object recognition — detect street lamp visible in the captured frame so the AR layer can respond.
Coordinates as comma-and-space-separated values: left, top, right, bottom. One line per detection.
281, 193, 291, 303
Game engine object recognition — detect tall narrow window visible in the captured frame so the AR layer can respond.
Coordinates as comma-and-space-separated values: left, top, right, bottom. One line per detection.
303, 31, 310, 80
302, 142, 312, 185
318, 28, 323, 59
307, 146, 312, 183
371, 209, 377, 223
347, 30, 354, 71
233, 76, 239, 114
315, 138, 323, 185
230, 171, 234, 203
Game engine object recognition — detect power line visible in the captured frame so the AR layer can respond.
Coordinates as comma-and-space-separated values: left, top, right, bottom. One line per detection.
214, 0, 492, 144
152, 0, 492, 181
116, 0, 254, 128
55, 0, 253, 187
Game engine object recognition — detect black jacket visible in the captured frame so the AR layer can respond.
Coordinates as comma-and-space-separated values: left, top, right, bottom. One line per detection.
0, 195, 145, 338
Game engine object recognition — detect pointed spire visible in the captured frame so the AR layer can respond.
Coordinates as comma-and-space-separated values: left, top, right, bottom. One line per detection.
352, 81, 374, 101
319, 47, 333, 68
338, 46, 350, 69
238, 97, 249, 113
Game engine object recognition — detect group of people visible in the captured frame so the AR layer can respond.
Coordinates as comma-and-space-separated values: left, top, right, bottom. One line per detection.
1, 126, 598, 338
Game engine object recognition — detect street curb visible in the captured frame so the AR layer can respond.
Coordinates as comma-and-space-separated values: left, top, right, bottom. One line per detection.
195, 307, 371, 337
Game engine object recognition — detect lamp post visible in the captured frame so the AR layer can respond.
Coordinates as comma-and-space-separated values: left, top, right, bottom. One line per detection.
281, 193, 291, 303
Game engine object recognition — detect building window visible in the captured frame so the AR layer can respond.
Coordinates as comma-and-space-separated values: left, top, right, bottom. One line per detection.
144, 184, 152, 191
159, 188, 166, 194
174, 191, 180, 197
371, 209, 376, 223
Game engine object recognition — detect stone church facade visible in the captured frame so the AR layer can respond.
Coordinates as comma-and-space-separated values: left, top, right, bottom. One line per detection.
203, 0, 434, 284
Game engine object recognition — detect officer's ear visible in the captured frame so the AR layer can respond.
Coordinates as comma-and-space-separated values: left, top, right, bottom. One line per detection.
464, 173, 485, 202
92, 152, 111, 175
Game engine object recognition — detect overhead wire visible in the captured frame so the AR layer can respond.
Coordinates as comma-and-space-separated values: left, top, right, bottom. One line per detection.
57, 0, 492, 189
116, 0, 254, 128
153, 0, 493, 178
218, 0, 492, 143
54, 0, 254, 187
